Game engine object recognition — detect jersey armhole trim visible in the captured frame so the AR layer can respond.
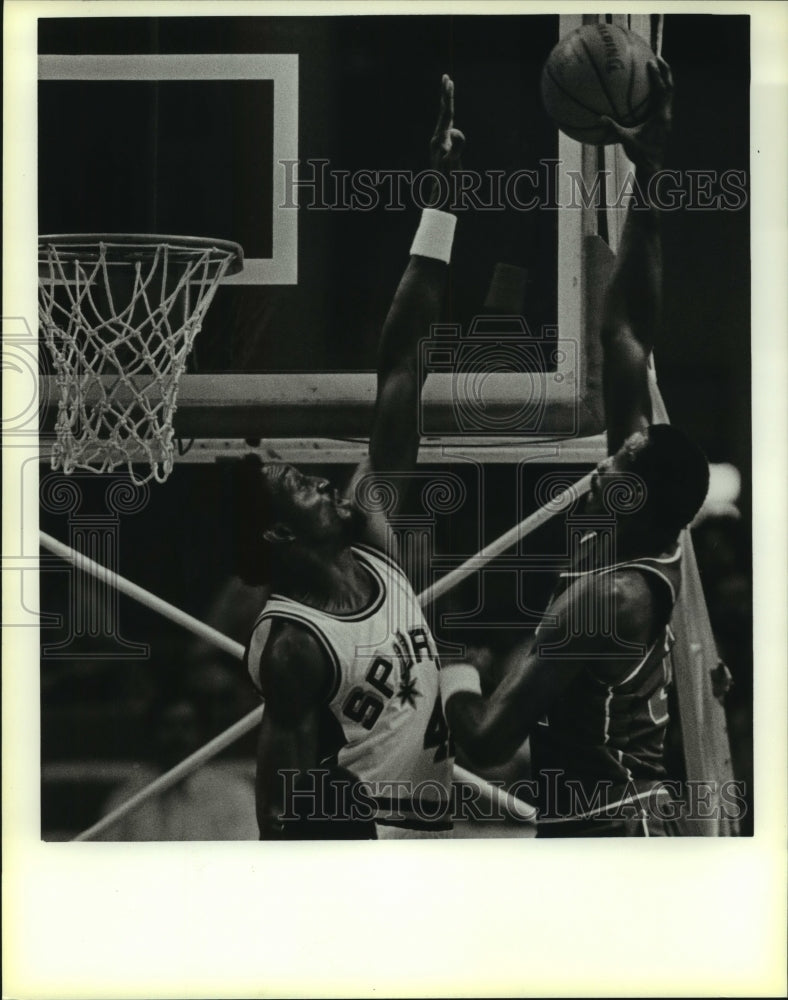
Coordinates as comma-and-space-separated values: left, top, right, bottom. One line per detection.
242, 643, 258, 695
353, 542, 409, 584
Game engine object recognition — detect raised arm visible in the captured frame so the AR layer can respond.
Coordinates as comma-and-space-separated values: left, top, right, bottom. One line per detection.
369, 74, 464, 475
599, 58, 674, 455
349, 76, 464, 549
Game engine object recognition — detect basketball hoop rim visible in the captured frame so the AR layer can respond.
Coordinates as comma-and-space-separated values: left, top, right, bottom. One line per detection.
38, 234, 244, 276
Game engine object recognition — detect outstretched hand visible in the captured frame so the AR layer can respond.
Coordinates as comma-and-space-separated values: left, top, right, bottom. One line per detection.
602, 57, 673, 173
428, 74, 465, 207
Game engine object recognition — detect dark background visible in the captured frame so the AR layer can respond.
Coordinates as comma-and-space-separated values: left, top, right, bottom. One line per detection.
38, 13, 752, 836
39, 13, 751, 476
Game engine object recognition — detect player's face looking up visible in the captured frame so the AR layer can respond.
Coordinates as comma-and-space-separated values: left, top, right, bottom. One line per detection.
261, 463, 355, 545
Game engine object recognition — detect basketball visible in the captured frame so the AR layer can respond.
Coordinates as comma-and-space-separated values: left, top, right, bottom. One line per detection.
541, 23, 657, 145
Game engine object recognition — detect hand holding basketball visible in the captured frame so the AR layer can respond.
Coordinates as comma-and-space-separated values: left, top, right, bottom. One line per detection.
601, 57, 674, 172
541, 23, 661, 146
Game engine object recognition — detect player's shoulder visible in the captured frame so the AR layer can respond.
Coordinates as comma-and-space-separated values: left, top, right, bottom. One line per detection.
564, 565, 658, 642
563, 563, 653, 600
259, 618, 334, 708
607, 565, 664, 641
608, 564, 656, 599
263, 617, 328, 671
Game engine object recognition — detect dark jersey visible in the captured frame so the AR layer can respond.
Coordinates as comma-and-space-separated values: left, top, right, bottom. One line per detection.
530, 537, 682, 829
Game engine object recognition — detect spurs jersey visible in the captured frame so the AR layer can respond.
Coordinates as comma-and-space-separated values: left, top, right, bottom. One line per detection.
531, 539, 682, 825
246, 544, 453, 832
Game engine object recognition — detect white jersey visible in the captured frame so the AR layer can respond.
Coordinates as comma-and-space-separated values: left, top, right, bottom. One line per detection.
247, 544, 454, 833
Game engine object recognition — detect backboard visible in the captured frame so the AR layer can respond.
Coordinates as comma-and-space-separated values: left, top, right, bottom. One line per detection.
38, 14, 608, 463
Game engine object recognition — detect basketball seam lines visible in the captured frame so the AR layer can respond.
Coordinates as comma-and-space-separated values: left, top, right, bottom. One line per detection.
626, 41, 637, 120
578, 33, 624, 123
544, 64, 607, 121
629, 91, 652, 119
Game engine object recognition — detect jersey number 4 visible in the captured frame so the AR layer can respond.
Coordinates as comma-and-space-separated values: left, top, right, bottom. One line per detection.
423, 695, 455, 762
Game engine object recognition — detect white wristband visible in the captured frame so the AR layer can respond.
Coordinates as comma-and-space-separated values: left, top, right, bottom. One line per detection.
410, 208, 457, 263
439, 663, 482, 705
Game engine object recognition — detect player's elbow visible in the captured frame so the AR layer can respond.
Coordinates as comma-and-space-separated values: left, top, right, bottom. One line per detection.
448, 700, 510, 767
375, 358, 421, 406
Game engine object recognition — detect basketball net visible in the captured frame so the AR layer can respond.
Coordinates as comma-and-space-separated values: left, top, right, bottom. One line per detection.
39, 237, 241, 484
